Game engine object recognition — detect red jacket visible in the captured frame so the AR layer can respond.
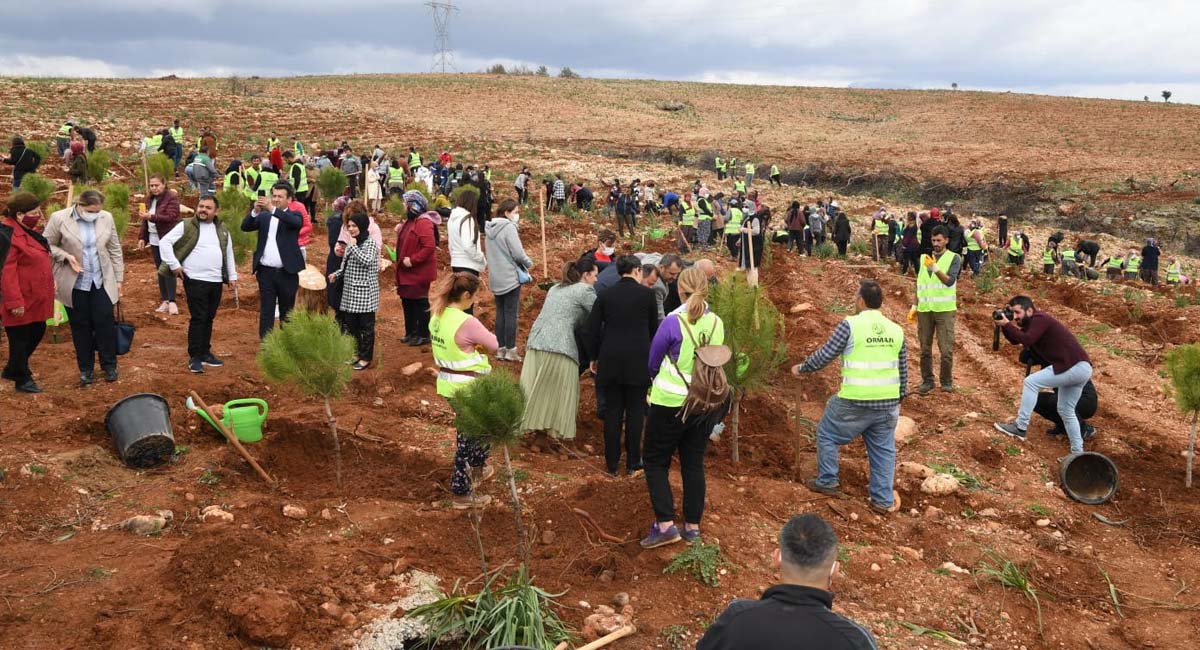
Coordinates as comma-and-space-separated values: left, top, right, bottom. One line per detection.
269, 148, 284, 176
394, 214, 438, 299
289, 200, 313, 247
138, 189, 182, 243
1, 217, 55, 327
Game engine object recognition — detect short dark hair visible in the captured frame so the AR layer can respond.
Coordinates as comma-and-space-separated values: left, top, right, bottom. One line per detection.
272, 181, 295, 198
199, 195, 219, 209
283, 150, 294, 159
858, 279, 884, 309
1008, 295, 1035, 311
659, 253, 683, 271
641, 264, 659, 280
779, 514, 838, 572
616, 255, 640, 276
931, 226, 949, 239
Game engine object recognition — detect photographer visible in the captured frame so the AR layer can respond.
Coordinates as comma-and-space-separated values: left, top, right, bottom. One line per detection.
1019, 348, 1098, 441
992, 296, 1093, 458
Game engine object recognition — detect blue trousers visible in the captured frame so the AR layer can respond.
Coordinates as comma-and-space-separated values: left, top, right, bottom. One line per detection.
814, 396, 897, 507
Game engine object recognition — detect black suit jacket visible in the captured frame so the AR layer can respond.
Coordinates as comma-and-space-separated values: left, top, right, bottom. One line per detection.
587, 277, 658, 387
241, 207, 304, 274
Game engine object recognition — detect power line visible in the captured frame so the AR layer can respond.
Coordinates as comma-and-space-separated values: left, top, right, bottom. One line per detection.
427, 0, 459, 74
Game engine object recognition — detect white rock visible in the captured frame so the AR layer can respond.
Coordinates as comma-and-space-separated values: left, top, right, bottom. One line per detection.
894, 416, 918, 444
282, 504, 308, 520
940, 562, 970, 575
118, 514, 167, 535
201, 505, 234, 523
1035, 518, 1051, 527
920, 473, 961, 496
870, 563, 881, 572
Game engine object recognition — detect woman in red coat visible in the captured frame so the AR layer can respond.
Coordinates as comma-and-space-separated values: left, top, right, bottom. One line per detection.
2, 193, 55, 393
394, 191, 440, 346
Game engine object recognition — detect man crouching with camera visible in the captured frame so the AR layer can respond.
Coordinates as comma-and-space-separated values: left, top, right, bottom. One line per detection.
992, 296, 1094, 460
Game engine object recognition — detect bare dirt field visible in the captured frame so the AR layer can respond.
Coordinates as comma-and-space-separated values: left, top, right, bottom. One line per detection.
1, 76, 1199, 650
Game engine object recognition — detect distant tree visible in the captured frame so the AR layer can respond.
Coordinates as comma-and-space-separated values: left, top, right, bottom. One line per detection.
951, 82, 958, 90
486, 63, 507, 75
1163, 90, 1172, 102
559, 67, 580, 79
1144, 95, 1150, 102
535, 65, 550, 77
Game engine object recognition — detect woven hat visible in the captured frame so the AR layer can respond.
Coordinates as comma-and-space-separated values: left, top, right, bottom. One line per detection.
298, 264, 326, 291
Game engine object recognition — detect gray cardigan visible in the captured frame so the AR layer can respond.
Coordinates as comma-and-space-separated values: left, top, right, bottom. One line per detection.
484, 217, 534, 295
526, 281, 596, 362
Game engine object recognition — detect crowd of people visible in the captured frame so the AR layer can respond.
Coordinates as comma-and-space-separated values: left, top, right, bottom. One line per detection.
3, 125, 1199, 649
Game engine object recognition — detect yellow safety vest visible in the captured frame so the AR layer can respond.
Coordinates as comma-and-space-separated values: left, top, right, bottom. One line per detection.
770, 165, 779, 176
734, 180, 746, 194
256, 170, 279, 194
1167, 262, 1181, 283
266, 137, 280, 151
745, 163, 755, 175
144, 134, 162, 152
170, 127, 184, 146
649, 312, 724, 408
724, 208, 744, 234
917, 251, 958, 313
965, 228, 982, 251
290, 162, 309, 193
715, 157, 724, 171
680, 201, 696, 226
58, 123, 73, 138
224, 170, 243, 191
838, 310, 904, 401
1126, 255, 1140, 274
430, 307, 492, 397
1042, 247, 1056, 265
1060, 249, 1075, 264
408, 152, 422, 168
243, 168, 261, 197
1105, 256, 1123, 270
696, 197, 713, 221
873, 219, 889, 236
1008, 234, 1023, 255
388, 167, 406, 184
294, 141, 305, 157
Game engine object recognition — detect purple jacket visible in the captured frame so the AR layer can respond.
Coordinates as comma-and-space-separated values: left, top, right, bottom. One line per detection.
649, 305, 716, 376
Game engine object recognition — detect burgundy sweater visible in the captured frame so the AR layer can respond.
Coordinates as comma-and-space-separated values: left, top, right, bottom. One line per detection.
1002, 311, 1090, 374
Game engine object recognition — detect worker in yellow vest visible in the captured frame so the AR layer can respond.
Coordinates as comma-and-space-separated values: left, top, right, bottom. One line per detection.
141, 132, 163, 156
733, 178, 746, 195
1166, 258, 1183, 285
429, 272, 499, 509
792, 279, 905, 514
715, 156, 726, 180
744, 162, 756, 187
266, 134, 280, 153
1123, 249, 1141, 281
1006, 231, 1026, 265
871, 211, 890, 262
1100, 253, 1124, 280
914, 226, 961, 394
769, 164, 781, 187
243, 155, 263, 198
723, 199, 745, 259
678, 192, 697, 252
408, 147, 422, 172
56, 120, 75, 156
1041, 241, 1059, 274
963, 220, 986, 275
283, 151, 309, 206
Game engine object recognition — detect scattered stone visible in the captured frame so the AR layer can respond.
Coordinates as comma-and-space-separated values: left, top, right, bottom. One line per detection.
228, 588, 303, 647
894, 416, 918, 444
321, 602, 345, 620
201, 505, 234, 523
20, 464, 46, 479
579, 600, 591, 610
870, 563, 882, 572
978, 508, 1001, 519
373, 397, 385, 407
282, 504, 308, 520
340, 612, 358, 628
321, 508, 333, 520
377, 385, 395, 395
850, 512, 859, 521
1035, 518, 1051, 527
940, 562, 970, 575
920, 473, 961, 496
541, 530, 557, 545
898, 461, 934, 479
613, 592, 630, 608
897, 546, 923, 561
598, 569, 614, 583
401, 362, 423, 376
924, 506, 945, 520
790, 302, 813, 314
117, 514, 168, 536
377, 563, 394, 580
184, 492, 195, 502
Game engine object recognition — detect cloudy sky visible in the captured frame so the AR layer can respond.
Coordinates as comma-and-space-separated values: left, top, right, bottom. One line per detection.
1, 0, 1195, 102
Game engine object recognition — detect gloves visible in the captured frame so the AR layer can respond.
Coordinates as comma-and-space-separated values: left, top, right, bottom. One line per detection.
907, 305, 918, 323
922, 254, 936, 269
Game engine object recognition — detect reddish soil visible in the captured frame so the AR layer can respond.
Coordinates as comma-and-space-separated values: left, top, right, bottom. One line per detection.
2, 78, 1199, 650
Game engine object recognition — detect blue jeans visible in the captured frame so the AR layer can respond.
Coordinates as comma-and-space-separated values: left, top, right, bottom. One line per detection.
814, 396, 897, 507
745, 173, 754, 187
1016, 361, 1093, 453
966, 250, 983, 274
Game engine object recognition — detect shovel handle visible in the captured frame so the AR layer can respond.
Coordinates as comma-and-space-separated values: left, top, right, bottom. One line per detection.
188, 390, 276, 486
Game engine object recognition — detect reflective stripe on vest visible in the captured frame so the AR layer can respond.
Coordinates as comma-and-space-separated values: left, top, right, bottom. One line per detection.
388, 167, 406, 184
1126, 255, 1140, 273
1167, 263, 1181, 282
290, 162, 309, 193
244, 168, 260, 196
1009, 235, 1023, 255
838, 310, 904, 401
431, 307, 492, 397
917, 251, 958, 313
965, 228, 982, 251
724, 208, 744, 234
1106, 256, 1123, 269
649, 312, 724, 408
170, 127, 184, 146
715, 157, 724, 170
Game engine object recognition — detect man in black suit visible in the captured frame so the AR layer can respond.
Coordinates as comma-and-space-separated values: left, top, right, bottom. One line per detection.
587, 255, 660, 476
242, 182, 304, 339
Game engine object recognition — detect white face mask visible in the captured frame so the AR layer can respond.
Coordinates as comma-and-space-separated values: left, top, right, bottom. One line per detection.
509, 212, 520, 224
77, 208, 101, 223
601, 246, 615, 256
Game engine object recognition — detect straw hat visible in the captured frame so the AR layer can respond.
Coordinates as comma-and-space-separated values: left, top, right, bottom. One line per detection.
298, 264, 326, 291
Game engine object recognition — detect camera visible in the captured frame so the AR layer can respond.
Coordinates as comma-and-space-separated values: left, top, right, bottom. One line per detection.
992, 307, 1014, 322
991, 307, 1014, 351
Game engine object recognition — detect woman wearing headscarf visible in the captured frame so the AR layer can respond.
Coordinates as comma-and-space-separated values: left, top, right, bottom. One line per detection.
485, 199, 535, 361
1141, 238, 1161, 285
394, 190, 440, 346
2, 193, 55, 393
520, 259, 598, 446
329, 210, 380, 370
223, 159, 245, 194
44, 189, 125, 385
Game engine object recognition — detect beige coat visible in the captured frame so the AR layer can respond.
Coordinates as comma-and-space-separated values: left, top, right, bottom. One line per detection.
43, 207, 125, 308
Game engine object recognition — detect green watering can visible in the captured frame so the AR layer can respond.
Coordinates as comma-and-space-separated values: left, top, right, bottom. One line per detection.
186, 396, 269, 443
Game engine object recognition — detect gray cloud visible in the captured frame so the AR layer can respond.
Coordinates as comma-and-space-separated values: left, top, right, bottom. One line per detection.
2, 0, 1197, 101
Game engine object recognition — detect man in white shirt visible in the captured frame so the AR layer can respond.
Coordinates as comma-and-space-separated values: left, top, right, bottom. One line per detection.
241, 182, 304, 338
158, 195, 238, 373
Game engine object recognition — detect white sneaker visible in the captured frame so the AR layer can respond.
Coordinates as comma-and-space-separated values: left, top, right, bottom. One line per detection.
155, 301, 169, 313
507, 348, 523, 362
496, 347, 510, 361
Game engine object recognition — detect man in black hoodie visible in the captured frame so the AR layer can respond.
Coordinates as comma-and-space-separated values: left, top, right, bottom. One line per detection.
698, 514, 878, 650
3, 137, 42, 190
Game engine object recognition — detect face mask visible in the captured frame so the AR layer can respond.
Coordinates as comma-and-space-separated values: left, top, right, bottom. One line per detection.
601, 246, 615, 256
78, 209, 101, 223
21, 214, 40, 229
509, 213, 520, 224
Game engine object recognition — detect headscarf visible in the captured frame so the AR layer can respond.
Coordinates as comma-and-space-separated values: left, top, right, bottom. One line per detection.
348, 211, 370, 245
699, 187, 710, 198
225, 159, 243, 174
403, 190, 428, 214
332, 196, 350, 213
70, 141, 84, 155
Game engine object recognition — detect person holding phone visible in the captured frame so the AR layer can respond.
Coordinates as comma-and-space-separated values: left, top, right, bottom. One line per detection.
242, 182, 304, 339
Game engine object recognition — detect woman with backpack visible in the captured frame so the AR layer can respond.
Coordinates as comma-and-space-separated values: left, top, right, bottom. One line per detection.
394, 191, 440, 346
641, 266, 728, 548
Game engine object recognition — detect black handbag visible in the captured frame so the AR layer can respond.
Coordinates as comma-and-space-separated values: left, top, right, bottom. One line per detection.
115, 302, 135, 355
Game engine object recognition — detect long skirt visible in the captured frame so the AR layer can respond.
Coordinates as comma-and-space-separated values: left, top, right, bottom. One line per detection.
520, 348, 581, 440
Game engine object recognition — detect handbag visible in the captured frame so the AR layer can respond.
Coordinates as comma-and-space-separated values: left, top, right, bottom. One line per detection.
115, 302, 136, 356
498, 231, 532, 285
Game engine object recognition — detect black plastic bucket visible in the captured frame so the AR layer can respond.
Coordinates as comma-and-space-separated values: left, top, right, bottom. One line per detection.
105, 393, 175, 468
1059, 452, 1119, 505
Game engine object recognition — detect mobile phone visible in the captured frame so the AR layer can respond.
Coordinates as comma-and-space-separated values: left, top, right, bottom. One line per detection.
257, 190, 266, 198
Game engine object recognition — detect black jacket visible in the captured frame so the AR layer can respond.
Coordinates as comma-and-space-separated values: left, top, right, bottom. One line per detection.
918, 218, 939, 255
4, 143, 41, 173
833, 214, 851, 242
241, 207, 304, 274
587, 277, 658, 387
697, 585, 878, 650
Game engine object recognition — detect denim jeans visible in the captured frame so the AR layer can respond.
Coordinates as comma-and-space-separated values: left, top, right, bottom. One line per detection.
814, 396, 898, 507
494, 287, 521, 349
1016, 361, 1093, 453
965, 250, 983, 275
